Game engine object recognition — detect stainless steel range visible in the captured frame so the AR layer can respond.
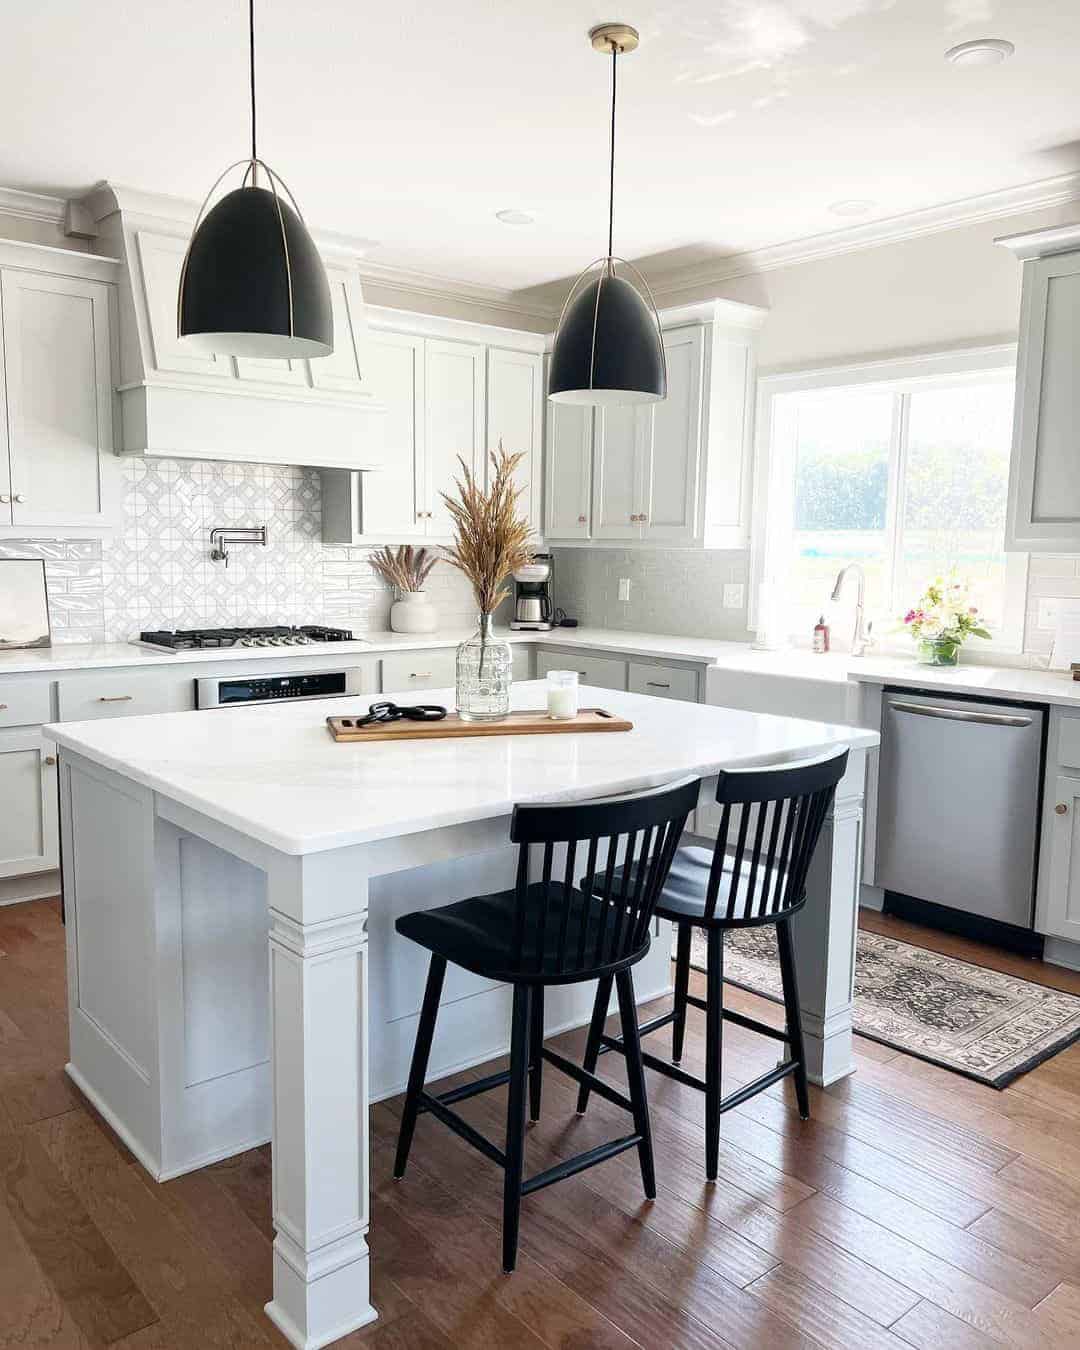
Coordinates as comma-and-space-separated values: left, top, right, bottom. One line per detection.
137, 625, 355, 651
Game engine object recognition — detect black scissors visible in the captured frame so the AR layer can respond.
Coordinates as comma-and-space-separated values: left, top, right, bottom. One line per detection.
353, 701, 448, 729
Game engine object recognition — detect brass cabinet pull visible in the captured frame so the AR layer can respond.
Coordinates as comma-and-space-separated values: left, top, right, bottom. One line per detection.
646, 681, 671, 689
1057, 803, 1069, 815
97, 694, 134, 703
0, 495, 9, 504
409, 672, 432, 679
0, 703, 7, 710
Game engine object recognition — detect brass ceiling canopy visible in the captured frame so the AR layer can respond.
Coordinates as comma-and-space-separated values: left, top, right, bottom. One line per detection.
589, 22, 639, 55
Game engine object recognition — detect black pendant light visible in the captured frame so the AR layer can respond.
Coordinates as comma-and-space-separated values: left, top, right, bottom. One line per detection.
178, 0, 333, 358
548, 23, 666, 407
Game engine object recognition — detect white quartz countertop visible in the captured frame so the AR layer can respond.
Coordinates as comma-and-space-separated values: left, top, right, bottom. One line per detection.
45, 681, 878, 856
7, 625, 1080, 707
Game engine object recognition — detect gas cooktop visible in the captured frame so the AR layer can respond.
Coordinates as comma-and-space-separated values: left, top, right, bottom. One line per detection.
137, 625, 357, 651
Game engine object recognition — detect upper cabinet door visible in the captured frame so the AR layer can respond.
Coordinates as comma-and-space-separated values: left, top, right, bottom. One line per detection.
544, 401, 593, 540
424, 338, 485, 537
135, 230, 234, 380
639, 327, 703, 543
591, 405, 645, 540
308, 264, 367, 395
1006, 250, 1080, 552
0, 269, 118, 529
358, 331, 426, 538
486, 347, 543, 535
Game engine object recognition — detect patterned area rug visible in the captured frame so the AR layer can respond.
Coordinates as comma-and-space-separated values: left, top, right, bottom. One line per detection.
688, 927, 1080, 1088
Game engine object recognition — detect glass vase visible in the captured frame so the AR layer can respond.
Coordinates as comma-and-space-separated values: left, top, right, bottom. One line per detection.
916, 636, 960, 667
456, 613, 512, 721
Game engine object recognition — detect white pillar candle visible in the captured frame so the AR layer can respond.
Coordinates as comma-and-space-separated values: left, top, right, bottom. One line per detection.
546, 670, 579, 720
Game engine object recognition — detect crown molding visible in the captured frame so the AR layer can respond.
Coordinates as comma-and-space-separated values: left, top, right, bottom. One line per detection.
356, 259, 558, 325
0, 186, 66, 225
647, 170, 1080, 304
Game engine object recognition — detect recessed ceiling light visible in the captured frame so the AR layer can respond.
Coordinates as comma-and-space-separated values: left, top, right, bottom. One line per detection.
829, 199, 876, 218
944, 38, 1015, 66
496, 208, 536, 226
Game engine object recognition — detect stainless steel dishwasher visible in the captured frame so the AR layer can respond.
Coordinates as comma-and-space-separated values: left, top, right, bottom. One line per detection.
876, 689, 1045, 929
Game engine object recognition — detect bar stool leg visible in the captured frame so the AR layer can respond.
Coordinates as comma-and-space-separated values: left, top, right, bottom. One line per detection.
528, 985, 545, 1123
576, 973, 613, 1114
704, 929, 724, 1182
672, 921, 692, 1063
503, 984, 532, 1273
777, 917, 810, 1119
394, 955, 447, 1179
616, 968, 656, 1199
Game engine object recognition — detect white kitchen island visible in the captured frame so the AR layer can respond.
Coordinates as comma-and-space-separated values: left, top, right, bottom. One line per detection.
47, 681, 877, 1350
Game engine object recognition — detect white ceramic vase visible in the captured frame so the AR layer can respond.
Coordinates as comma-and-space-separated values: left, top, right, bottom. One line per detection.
389, 590, 437, 634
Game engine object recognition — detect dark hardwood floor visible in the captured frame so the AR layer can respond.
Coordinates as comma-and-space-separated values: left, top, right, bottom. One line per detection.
3, 897, 1080, 1348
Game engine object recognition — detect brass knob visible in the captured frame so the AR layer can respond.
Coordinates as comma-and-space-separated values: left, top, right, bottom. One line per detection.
44, 755, 56, 767
0, 495, 9, 504
1057, 803, 1069, 815
577, 514, 587, 523
13, 494, 26, 503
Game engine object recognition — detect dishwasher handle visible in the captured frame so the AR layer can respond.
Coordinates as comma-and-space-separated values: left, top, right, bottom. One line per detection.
890, 700, 1033, 729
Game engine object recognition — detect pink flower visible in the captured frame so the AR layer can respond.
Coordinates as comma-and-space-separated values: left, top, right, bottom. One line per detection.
904, 610, 915, 623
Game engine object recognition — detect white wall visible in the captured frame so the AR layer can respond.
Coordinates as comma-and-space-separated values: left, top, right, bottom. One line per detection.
677, 201, 1080, 373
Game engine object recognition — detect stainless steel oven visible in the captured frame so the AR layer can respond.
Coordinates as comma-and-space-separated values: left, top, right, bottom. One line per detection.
196, 667, 367, 708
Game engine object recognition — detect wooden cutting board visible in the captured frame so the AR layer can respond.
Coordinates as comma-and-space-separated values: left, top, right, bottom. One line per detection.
326, 708, 633, 742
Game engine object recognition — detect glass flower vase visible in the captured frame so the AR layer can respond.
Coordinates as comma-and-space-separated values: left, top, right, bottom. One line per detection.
917, 636, 960, 667
456, 613, 512, 721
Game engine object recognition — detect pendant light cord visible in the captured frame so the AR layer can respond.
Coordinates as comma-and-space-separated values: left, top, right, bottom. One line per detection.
607, 42, 617, 260
249, 0, 257, 164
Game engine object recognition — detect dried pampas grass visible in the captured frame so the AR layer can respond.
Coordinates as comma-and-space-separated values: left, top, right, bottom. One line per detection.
369, 544, 438, 594
441, 444, 533, 614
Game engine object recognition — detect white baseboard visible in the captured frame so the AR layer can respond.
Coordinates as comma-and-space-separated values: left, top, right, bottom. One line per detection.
1043, 936, 1080, 973
0, 871, 60, 906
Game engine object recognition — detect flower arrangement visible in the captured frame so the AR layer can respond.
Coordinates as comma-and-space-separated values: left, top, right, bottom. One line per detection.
902, 575, 990, 666
368, 544, 438, 594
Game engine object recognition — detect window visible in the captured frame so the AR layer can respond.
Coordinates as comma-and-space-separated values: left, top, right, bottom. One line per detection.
752, 349, 1026, 650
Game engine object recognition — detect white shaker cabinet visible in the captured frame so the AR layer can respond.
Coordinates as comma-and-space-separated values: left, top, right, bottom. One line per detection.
638, 326, 703, 544
999, 225, 1080, 552
0, 730, 58, 880
545, 301, 763, 548
544, 401, 592, 540
0, 263, 119, 533
424, 337, 486, 537
487, 346, 543, 534
591, 404, 648, 540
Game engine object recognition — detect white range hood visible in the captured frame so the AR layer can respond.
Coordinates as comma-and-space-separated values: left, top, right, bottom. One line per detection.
75, 183, 385, 470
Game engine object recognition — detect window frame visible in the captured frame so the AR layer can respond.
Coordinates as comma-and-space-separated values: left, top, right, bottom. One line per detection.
749, 345, 1027, 654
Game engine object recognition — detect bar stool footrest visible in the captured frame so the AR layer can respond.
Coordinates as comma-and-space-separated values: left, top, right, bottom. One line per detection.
522, 1134, 642, 1196
542, 1046, 635, 1115
418, 1092, 506, 1168
721, 1007, 790, 1044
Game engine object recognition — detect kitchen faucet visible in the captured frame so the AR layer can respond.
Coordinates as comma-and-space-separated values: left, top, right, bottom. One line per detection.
830, 563, 873, 656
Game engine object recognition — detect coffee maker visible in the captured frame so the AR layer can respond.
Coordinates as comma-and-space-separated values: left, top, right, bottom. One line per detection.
510, 554, 554, 631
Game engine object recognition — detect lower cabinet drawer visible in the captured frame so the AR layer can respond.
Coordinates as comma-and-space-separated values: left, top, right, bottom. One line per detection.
536, 649, 627, 691
0, 677, 52, 729
380, 649, 457, 694
57, 671, 195, 721
628, 661, 699, 703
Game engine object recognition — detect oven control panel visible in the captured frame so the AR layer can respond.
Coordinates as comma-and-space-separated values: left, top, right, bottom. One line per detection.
196, 668, 365, 708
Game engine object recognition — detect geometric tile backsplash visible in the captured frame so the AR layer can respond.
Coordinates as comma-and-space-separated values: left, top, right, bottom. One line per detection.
0, 457, 478, 643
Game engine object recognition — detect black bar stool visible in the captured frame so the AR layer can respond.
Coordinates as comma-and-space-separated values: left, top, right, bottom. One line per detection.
393, 775, 701, 1273
577, 749, 848, 1180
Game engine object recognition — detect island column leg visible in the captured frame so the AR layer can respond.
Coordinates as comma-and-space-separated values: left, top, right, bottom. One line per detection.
790, 748, 866, 1088
264, 851, 377, 1350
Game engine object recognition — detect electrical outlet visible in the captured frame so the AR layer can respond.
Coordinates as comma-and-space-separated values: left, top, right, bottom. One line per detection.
618, 578, 631, 603
1038, 597, 1065, 630
723, 583, 745, 609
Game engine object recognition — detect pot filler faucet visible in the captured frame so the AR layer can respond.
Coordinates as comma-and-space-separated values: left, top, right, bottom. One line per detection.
830, 563, 873, 656
209, 525, 268, 567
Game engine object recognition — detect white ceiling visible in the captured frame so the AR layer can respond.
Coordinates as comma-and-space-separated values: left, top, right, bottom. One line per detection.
2, 1, 1079, 293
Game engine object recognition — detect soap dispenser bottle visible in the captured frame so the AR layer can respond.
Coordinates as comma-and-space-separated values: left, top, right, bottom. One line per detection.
813, 615, 830, 653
